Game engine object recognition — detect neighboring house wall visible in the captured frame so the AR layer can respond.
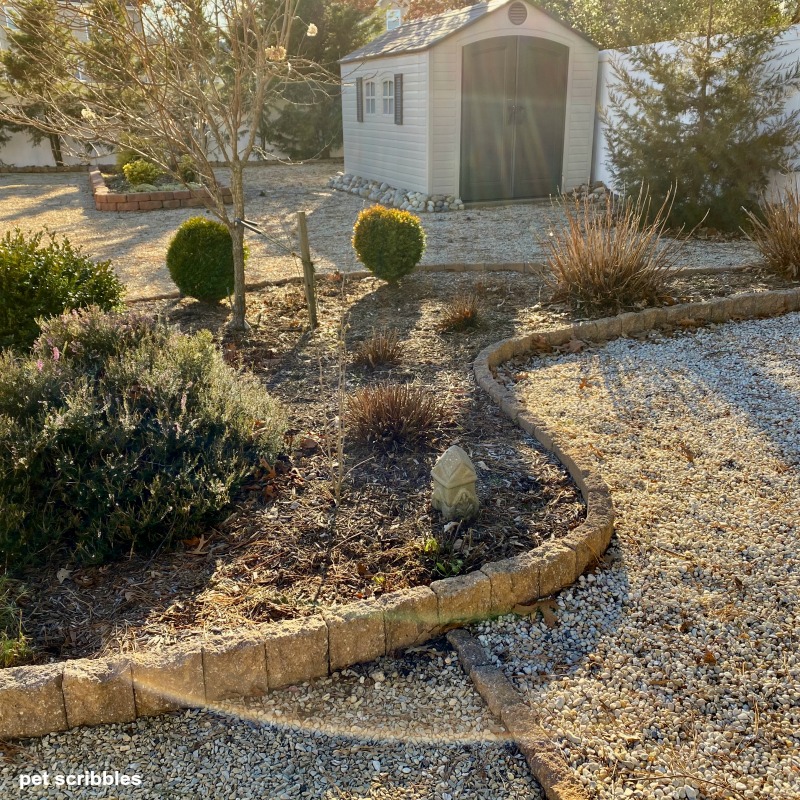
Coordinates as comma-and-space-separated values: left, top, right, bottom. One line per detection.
341, 50, 429, 193
429, 4, 597, 196
592, 25, 800, 196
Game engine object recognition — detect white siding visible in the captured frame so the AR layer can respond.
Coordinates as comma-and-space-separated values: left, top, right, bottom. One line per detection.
341, 52, 429, 193
428, 3, 598, 196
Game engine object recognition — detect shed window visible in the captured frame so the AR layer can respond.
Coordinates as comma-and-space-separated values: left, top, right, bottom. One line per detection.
382, 80, 394, 115
365, 81, 376, 114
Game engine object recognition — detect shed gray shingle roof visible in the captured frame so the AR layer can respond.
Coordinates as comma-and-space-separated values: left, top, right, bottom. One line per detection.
340, 0, 596, 63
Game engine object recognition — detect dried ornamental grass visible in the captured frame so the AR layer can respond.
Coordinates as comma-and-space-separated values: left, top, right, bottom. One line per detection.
440, 292, 481, 331
347, 382, 444, 450
744, 188, 800, 279
352, 328, 403, 368
545, 189, 685, 313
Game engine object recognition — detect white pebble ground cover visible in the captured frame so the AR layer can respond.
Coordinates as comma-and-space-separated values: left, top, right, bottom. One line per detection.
0, 647, 540, 799
479, 312, 800, 799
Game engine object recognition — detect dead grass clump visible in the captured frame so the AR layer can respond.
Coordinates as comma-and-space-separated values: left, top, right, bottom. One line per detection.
353, 328, 403, 368
545, 189, 684, 313
744, 188, 800, 279
440, 292, 481, 331
348, 382, 444, 450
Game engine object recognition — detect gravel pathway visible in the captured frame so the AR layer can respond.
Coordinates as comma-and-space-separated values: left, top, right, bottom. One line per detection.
0, 165, 759, 301
479, 313, 800, 800
0, 646, 541, 799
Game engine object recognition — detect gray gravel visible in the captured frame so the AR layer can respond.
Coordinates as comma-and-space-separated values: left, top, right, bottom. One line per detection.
482, 312, 800, 799
0, 646, 541, 799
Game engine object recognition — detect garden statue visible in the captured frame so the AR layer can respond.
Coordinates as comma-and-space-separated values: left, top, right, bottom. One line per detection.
431, 445, 479, 521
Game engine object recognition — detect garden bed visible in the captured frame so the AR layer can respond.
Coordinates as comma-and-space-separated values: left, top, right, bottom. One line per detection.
8, 265, 799, 667
89, 167, 233, 212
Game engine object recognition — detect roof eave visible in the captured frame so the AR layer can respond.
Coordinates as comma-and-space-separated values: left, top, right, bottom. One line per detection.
339, 0, 598, 65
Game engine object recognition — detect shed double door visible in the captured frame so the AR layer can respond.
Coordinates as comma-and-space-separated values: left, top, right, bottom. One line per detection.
460, 36, 569, 203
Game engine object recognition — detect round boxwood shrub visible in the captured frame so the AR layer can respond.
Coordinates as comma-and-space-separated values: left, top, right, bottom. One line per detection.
166, 216, 244, 303
0, 307, 286, 570
352, 205, 426, 283
0, 228, 124, 351
122, 158, 162, 186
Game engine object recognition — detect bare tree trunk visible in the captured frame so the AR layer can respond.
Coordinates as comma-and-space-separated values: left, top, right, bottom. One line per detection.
229, 161, 247, 329
48, 133, 64, 166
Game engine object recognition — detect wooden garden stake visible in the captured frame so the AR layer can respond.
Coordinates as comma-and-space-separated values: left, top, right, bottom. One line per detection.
297, 211, 318, 329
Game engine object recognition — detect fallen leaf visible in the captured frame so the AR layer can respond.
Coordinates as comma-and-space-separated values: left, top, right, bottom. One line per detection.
564, 337, 587, 354
702, 650, 717, 665
56, 568, 72, 585
513, 599, 559, 628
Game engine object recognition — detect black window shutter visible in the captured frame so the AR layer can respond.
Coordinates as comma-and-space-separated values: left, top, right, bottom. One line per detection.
394, 74, 403, 125
356, 77, 364, 123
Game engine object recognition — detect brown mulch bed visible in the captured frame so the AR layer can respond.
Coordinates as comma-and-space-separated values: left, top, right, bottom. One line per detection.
12, 265, 798, 665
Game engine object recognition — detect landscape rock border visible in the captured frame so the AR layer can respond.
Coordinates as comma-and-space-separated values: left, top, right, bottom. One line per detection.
328, 173, 465, 213
3, 276, 799, 743
89, 168, 233, 212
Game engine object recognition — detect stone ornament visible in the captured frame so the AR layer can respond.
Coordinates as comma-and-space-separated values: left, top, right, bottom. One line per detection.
431, 445, 479, 521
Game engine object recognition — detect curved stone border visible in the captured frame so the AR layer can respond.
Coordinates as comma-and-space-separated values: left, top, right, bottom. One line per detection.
89, 168, 233, 212
3, 282, 799, 741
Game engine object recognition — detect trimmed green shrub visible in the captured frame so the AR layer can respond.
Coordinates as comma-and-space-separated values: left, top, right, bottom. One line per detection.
0, 307, 286, 570
0, 228, 124, 350
166, 216, 242, 303
352, 205, 426, 283
122, 158, 162, 186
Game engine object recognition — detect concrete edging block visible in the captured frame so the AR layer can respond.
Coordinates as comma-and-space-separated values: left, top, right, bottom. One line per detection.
264, 617, 328, 689
324, 600, 386, 672
202, 632, 269, 702
63, 658, 135, 728
131, 646, 204, 717
380, 586, 439, 652
538, 542, 578, 597
0, 664, 67, 739
480, 551, 540, 616
431, 570, 491, 627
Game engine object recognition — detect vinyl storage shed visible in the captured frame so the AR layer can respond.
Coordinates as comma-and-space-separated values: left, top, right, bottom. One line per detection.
339, 0, 599, 204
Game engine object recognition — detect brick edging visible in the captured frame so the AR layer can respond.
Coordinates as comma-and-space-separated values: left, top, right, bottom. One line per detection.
3, 285, 798, 741
89, 168, 233, 212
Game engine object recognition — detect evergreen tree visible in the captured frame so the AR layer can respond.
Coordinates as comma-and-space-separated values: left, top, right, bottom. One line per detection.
605, 2, 800, 230
260, 0, 381, 159
405, 0, 795, 48
0, 0, 80, 165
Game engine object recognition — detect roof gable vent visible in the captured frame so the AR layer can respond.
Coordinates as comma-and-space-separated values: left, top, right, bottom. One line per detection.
508, 2, 527, 25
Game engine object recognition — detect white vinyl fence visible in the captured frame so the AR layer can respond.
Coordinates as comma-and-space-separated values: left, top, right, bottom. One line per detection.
592, 24, 800, 199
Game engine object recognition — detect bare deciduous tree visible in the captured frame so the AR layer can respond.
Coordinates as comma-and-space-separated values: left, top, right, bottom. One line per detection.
0, 0, 325, 329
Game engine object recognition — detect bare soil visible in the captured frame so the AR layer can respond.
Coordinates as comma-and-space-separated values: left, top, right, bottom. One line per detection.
13, 265, 798, 664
